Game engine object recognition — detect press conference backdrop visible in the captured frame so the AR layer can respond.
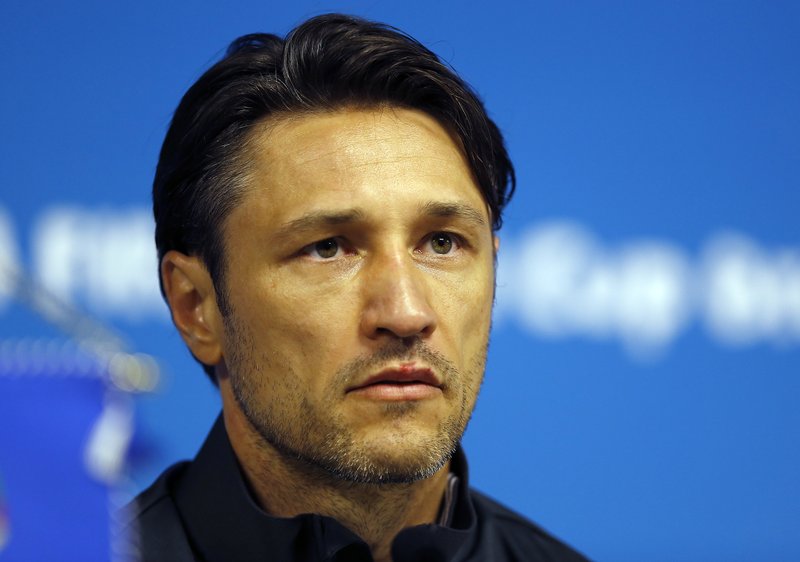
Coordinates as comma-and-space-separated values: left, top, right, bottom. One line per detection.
1, 1, 798, 560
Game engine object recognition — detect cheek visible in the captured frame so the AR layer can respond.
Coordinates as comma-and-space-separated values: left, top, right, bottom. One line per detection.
436, 268, 494, 354
455, 258, 495, 314
241, 275, 334, 331
236, 286, 353, 374
268, 267, 357, 314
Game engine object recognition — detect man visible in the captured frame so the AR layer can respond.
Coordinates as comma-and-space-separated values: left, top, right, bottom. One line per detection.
123, 13, 589, 562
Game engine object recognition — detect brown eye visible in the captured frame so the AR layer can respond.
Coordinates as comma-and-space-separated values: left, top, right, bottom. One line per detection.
430, 233, 453, 254
314, 238, 339, 258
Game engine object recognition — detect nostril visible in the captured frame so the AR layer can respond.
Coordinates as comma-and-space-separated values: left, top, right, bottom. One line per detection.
400, 335, 422, 347
367, 306, 437, 340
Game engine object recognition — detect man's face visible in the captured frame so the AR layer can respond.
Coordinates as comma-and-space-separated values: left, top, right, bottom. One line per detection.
218, 107, 496, 483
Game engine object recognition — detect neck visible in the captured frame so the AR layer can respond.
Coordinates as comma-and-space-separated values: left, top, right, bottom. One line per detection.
223, 406, 450, 562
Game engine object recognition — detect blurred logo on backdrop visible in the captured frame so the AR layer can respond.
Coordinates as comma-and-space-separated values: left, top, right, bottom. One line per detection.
1, 206, 798, 359
496, 221, 800, 358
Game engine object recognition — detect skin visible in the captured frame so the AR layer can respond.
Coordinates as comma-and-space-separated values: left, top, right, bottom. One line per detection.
161, 107, 498, 562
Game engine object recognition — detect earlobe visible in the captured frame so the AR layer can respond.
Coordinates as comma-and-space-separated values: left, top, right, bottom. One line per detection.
161, 251, 224, 367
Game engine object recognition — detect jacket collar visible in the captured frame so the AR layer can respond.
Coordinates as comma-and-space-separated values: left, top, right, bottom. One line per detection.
173, 414, 477, 562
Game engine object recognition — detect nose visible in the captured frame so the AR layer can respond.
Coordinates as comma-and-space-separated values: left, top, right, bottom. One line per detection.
360, 252, 437, 341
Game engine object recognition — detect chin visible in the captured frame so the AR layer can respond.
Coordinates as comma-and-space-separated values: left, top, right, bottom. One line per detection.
326, 443, 456, 485
318, 424, 462, 485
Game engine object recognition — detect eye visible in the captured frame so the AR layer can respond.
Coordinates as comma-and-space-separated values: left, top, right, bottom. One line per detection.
428, 232, 455, 255
302, 238, 343, 260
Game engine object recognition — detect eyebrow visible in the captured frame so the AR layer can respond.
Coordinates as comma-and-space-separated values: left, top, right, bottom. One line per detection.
271, 200, 487, 244
272, 209, 367, 243
418, 201, 488, 228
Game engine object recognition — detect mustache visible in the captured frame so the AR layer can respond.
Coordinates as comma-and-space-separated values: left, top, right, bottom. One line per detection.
334, 339, 459, 389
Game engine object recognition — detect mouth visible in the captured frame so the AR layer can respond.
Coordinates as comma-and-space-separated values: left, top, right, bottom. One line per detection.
346, 363, 443, 401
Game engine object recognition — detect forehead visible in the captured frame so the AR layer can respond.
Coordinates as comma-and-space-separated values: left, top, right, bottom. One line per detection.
252, 106, 466, 169
234, 107, 487, 223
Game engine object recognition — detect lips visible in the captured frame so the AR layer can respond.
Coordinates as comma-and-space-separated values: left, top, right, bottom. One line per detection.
346, 363, 442, 400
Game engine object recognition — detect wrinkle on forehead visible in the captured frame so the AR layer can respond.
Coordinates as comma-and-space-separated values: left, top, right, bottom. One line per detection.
231, 106, 487, 233
249, 106, 469, 174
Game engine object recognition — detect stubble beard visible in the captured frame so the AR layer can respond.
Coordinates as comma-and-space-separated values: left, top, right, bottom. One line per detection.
223, 316, 487, 485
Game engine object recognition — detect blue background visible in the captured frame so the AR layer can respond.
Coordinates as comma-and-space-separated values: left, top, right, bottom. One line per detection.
1, 1, 798, 560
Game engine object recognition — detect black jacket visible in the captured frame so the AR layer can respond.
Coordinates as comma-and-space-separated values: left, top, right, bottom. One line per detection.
120, 416, 590, 561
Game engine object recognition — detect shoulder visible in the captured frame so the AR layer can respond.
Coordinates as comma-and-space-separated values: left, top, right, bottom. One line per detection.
466, 488, 592, 562
115, 462, 198, 562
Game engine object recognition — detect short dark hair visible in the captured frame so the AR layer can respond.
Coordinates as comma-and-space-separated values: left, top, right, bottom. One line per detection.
153, 13, 515, 378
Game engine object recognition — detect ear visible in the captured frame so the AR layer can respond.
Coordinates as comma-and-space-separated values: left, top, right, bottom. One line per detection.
160, 250, 224, 367
493, 235, 500, 254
